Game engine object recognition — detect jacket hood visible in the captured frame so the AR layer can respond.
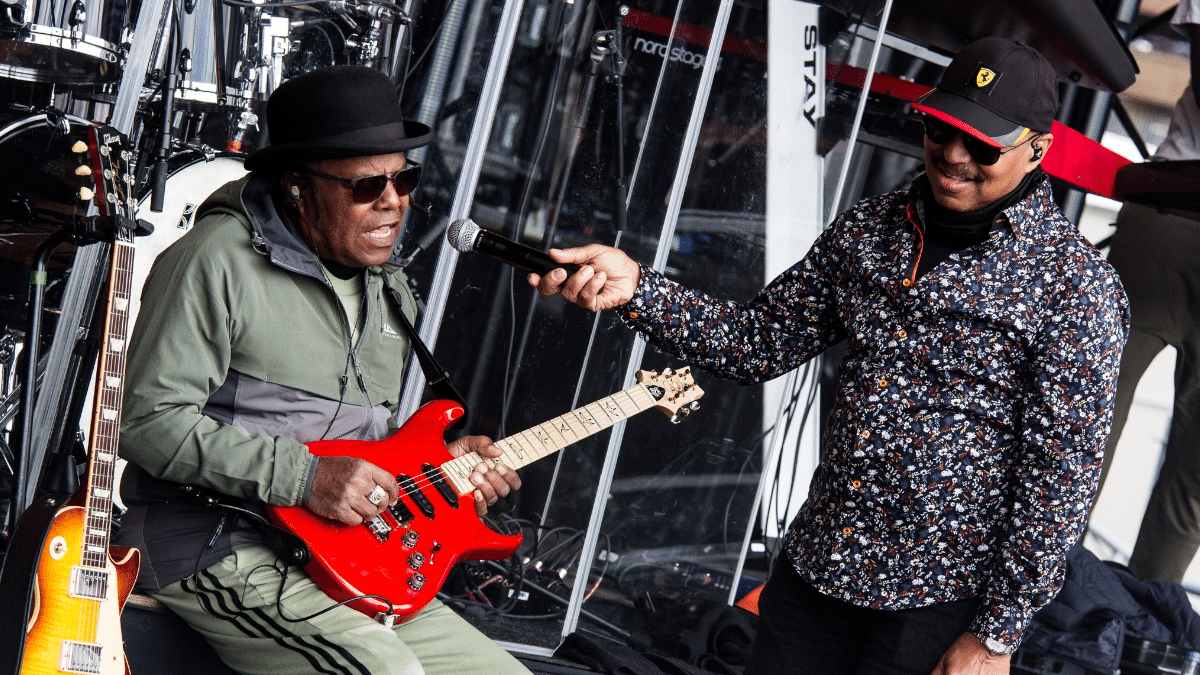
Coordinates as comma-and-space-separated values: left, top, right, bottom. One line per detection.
195, 173, 410, 280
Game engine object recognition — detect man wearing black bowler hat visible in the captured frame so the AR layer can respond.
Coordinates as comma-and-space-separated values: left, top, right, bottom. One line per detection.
531, 37, 1129, 674
116, 66, 529, 675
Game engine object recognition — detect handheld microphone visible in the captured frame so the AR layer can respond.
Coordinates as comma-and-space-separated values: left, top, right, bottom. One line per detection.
446, 218, 581, 276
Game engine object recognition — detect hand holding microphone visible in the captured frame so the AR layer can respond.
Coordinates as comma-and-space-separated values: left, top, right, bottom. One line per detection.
444, 218, 640, 311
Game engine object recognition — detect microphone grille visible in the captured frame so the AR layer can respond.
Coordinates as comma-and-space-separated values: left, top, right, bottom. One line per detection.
446, 218, 481, 253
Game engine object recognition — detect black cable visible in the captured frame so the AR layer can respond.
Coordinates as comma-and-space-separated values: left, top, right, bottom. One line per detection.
404, 0, 460, 81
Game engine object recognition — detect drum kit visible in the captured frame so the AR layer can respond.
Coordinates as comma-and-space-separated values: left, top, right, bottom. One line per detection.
0, 0, 418, 525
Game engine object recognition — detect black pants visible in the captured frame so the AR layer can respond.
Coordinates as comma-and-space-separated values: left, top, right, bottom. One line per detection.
746, 554, 982, 675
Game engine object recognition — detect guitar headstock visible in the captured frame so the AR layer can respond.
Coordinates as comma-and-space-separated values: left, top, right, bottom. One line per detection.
635, 367, 704, 424
78, 124, 137, 242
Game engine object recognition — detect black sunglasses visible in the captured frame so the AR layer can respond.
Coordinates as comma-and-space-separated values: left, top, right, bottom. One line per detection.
922, 116, 1037, 166
300, 162, 423, 203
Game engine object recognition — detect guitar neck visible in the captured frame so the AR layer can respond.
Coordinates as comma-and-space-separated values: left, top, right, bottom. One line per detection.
81, 240, 134, 568
79, 125, 136, 569
440, 382, 660, 495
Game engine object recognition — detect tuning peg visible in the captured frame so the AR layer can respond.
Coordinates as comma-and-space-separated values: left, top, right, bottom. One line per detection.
670, 414, 682, 425
663, 368, 673, 375
688, 402, 700, 411
79, 186, 94, 201
75, 165, 91, 176
71, 140, 87, 154
679, 408, 691, 417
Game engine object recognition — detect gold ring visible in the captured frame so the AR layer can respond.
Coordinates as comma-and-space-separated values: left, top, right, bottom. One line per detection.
367, 485, 388, 506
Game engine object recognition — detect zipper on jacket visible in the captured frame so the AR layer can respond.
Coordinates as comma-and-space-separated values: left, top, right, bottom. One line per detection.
905, 203, 925, 288
322, 270, 376, 439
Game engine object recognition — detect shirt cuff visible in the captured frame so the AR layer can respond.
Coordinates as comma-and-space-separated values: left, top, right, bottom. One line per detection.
617, 265, 669, 330
969, 599, 1030, 652
299, 454, 319, 507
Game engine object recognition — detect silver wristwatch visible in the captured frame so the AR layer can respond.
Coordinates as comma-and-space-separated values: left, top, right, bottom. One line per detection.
980, 635, 1015, 656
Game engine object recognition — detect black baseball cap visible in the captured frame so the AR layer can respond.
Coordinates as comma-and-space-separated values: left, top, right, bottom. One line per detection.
913, 37, 1059, 149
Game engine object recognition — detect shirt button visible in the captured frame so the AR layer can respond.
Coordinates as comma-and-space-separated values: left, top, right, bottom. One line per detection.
860, 430, 870, 439
897, 330, 907, 338
902, 279, 911, 287
852, 480, 862, 489
842, 526, 854, 535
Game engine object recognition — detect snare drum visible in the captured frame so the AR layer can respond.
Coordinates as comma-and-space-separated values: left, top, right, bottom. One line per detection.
0, 0, 127, 85
130, 153, 246, 328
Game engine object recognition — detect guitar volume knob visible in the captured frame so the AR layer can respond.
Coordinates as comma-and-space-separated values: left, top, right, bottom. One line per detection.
408, 552, 425, 569
408, 573, 426, 591
402, 530, 419, 547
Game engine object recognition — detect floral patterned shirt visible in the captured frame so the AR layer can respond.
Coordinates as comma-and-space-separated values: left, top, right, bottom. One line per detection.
621, 178, 1128, 649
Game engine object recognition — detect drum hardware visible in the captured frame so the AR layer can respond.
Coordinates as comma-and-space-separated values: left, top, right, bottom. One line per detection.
148, 19, 180, 212
225, 106, 257, 152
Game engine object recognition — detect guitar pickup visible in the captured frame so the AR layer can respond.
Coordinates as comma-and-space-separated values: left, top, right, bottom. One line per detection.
397, 474, 435, 519
388, 499, 415, 527
422, 463, 459, 508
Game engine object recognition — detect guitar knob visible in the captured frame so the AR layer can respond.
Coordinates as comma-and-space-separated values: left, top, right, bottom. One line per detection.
408, 573, 426, 591
402, 530, 419, 547
408, 552, 425, 570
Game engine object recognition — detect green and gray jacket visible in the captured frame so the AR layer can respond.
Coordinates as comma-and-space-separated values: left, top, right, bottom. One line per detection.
116, 172, 417, 592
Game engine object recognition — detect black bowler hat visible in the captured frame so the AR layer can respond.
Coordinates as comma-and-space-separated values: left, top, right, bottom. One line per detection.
244, 66, 433, 172
913, 37, 1059, 148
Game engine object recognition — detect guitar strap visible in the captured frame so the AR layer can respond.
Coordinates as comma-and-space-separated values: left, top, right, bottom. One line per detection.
383, 285, 470, 426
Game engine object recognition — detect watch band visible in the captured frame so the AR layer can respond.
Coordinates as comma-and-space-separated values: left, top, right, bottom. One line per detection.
980, 635, 1015, 656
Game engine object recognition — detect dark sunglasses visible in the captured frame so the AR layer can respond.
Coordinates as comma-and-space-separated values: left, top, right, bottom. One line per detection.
300, 162, 423, 203
922, 116, 1036, 166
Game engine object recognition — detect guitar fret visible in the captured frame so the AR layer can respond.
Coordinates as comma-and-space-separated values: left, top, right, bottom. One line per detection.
438, 374, 701, 500
509, 432, 546, 459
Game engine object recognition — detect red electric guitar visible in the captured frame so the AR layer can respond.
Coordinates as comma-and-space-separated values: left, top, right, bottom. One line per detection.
267, 367, 704, 623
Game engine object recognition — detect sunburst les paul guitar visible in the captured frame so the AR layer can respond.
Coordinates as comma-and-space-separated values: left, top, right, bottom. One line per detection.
16, 126, 140, 675
268, 367, 704, 623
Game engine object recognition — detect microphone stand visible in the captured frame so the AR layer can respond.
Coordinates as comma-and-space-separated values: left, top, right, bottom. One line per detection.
543, 29, 613, 249
149, 3, 180, 213
502, 25, 627, 424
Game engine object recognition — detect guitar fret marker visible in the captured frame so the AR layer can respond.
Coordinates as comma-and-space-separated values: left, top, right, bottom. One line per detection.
101, 409, 117, 421
106, 376, 120, 388
109, 338, 124, 353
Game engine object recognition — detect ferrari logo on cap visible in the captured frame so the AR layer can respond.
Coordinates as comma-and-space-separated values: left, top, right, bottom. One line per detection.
976, 68, 996, 88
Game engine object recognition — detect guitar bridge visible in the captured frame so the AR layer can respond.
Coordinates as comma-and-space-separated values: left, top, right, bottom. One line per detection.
59, 641, 103, 673
365, 515, 392, 542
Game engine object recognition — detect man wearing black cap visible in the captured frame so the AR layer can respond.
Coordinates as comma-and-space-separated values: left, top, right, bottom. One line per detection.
116, 66, 529, 675
530, 37, 1128, 674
